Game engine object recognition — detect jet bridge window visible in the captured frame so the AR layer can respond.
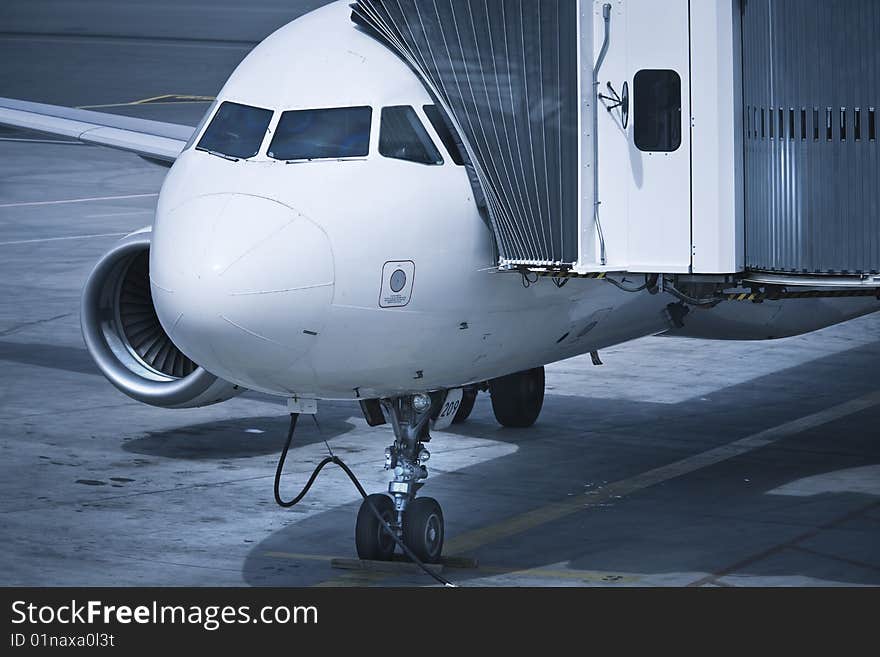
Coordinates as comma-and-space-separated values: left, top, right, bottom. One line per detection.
267, 106, 372, 161
379, 106, 443, 165
633, 70, 682, 152
196, 101, 273, 160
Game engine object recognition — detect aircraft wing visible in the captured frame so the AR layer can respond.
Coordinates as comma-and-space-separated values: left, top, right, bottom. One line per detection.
0, 97, 195, 163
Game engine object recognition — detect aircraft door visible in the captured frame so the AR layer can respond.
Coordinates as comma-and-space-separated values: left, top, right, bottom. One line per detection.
592, 0, 692, 273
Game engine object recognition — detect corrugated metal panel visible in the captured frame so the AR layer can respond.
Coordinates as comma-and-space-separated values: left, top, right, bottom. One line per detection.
742, 0, 880, 274
351, 0, 580, 266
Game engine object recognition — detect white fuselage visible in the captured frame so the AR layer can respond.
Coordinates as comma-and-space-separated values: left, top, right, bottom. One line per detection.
147, 2, 674, 399
148, 1, 877, 401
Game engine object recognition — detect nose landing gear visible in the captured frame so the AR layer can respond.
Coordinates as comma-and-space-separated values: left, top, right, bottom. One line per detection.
354, 394, 445, 563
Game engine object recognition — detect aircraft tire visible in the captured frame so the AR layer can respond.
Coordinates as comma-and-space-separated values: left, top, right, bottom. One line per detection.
489, 366, 545, 428
355, 494, 396, 561
403, 497, 444, 563
452, 388, 478, 424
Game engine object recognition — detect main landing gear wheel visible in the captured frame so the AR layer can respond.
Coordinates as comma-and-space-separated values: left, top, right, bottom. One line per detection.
452, 387, 478, 424
355, 493, 396, 561
403, 497, 444, 563
489, 366, 545, 428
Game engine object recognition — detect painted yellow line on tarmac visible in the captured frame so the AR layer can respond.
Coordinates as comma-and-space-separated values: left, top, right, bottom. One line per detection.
264, 551, 335, 563
131, 94, 179, 105
78, 94, 215, 110
77, 100, 150, 109
444, 389, 880, 556
85, 100, 213, 108
0, 232, 127, 246
472, 566, 638, 584
0, 192, 158, 209
266, 550, 638, 584
312, 572, 387, 587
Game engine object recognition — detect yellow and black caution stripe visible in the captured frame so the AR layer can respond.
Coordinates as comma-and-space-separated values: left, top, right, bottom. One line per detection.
531, 270, 608, 280
727, 292, 762, 301
726, 288, 880, 302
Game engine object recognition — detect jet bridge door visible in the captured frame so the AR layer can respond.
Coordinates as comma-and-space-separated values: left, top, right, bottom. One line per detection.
583, 0, 692, 274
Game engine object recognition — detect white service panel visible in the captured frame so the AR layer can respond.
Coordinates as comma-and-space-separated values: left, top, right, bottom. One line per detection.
379, 260, 415, 308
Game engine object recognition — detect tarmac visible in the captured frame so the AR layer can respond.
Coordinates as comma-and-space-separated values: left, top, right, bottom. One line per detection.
0, 0, 877, 587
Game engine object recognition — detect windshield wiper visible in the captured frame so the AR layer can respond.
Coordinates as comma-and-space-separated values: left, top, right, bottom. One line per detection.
196, 147, 240, 162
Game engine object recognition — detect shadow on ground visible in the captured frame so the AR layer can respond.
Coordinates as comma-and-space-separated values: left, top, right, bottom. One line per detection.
239, 341, 880, 586
123, 408, 361, 460
0, 341, 98, 376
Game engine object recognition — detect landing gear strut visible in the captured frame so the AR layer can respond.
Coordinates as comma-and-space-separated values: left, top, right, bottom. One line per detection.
355, 394, 445, 563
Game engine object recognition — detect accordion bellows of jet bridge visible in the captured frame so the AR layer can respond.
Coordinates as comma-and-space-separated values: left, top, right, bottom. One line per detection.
742, 0, 880, 275
353, 0, 581, 267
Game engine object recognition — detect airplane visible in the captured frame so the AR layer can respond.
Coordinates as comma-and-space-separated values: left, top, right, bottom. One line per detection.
1, 0, 877, 566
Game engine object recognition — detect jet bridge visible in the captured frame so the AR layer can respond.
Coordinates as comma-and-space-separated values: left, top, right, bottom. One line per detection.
742, 0, 879, 276
352, 0, 879, 282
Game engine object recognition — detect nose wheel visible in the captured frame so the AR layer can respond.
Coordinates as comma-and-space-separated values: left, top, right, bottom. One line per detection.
355, 494, 445, 564
403, 497, 444, 563
355, 493, 397, 561
353, 393, 447, 564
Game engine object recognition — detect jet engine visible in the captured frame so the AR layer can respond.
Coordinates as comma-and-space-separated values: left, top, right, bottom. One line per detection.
80, 229, 243, 408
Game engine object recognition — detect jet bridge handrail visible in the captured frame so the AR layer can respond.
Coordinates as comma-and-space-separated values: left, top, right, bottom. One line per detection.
592, 3, 613, 266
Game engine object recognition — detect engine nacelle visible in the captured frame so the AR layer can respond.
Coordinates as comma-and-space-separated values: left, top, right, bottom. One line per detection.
81, 228, 244, 408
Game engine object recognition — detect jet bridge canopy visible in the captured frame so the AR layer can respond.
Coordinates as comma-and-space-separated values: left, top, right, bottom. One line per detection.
352, 0, 583, 268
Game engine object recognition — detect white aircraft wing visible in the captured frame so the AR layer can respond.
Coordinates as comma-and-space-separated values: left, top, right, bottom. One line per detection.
0, 97, 195, 164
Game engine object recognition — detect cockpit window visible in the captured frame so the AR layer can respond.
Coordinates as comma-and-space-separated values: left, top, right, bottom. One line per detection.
379, 106, 443, 165
196, 101, 273, 160
423, 105, 466, 166
268, 106, 372, 161
184, 100, 218, 151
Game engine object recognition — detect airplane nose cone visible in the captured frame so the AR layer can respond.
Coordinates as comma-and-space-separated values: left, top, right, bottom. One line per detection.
150, 193, 334, 390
